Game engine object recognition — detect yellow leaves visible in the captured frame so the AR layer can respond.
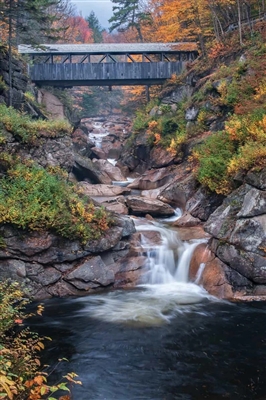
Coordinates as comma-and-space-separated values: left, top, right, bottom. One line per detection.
0, 374, 15, 399
34, 341, 45, 351
254, 79, 266, 102
36, 305, 44, 316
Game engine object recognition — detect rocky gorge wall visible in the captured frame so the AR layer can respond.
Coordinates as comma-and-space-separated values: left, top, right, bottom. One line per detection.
1, 45, 266, 302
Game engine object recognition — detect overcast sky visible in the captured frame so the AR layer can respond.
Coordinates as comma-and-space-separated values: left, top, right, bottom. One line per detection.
71, 0, 114, 29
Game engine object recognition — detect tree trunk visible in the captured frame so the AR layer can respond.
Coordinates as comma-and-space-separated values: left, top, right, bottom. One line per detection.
237, 0, 243, 45
8, 0, 12, 107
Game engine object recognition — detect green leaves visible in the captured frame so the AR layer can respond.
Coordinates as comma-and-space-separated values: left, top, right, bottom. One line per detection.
0, 162, 110, 243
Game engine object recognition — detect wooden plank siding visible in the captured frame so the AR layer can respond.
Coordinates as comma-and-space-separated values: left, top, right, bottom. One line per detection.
29, 61, 184, 87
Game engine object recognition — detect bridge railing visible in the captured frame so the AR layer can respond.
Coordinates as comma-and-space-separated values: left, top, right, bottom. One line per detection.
29, 60, 184, 87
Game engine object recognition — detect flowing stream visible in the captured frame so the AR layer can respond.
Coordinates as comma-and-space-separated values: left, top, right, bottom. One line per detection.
31, 220, 266, 400
31, 119, 266, 400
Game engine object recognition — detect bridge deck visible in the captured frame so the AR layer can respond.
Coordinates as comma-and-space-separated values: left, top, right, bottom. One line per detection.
30, 61, 184, 87
19, 43, 198, 87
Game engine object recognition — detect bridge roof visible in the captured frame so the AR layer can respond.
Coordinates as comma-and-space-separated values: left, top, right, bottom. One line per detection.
18, 42, 197, 55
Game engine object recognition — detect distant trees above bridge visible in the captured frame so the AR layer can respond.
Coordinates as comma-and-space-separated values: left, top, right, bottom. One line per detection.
108, 0, 266, 51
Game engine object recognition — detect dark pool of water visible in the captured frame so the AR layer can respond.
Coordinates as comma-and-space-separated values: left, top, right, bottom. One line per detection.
29, 293, 266, 400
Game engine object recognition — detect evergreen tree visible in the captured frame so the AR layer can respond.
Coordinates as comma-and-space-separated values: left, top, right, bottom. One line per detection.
108, 0, 149, 42
0, 0, 64, 106
86, 11, 104, 43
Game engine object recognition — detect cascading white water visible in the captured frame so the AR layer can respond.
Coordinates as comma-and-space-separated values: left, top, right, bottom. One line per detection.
136, 222, 206, 285
88, 120, 109, 148
84, 220, 214, 326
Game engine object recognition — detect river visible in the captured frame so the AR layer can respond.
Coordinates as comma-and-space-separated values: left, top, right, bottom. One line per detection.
31, 296, 266, 400
31, 220, 266, 400
30, 118, 266, 400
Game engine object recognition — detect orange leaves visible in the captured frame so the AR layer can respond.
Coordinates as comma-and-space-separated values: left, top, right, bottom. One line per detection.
148, 120, 158, 131
53, 15, 93, 44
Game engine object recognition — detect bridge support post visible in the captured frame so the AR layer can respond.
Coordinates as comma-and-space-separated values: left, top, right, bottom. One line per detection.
145, 85, 150, 102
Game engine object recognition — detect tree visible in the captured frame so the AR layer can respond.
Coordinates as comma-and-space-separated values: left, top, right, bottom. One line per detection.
0, 0, 65, 106
86, 11, 104, 43
109, 0, 150, 42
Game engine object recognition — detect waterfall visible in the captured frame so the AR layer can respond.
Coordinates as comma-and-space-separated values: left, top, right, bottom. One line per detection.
88, 120, 109, 148
136, 222, 206, 285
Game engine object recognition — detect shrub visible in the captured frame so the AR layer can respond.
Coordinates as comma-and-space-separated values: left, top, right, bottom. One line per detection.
0, 163, 110, 243
0, 281, 81, 399
132, 110, 151, 132
159, 117, 179, 136
0, 104, 71, 144
0, 77, 7, 92
192, 131, 236, 194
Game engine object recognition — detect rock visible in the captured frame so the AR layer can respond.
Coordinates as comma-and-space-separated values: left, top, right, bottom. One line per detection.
0, 259, 26, 282
186, 187, 225, 221
65, 256, 114, 290
158, 172, 198, 209
185, 106, 199, 121
128, 167, 176, 190
93, 196, 128, 215
112, 215, 136, 237
72, 128, 94, 157
37, 90, 65, 120
46, 281, 81, 297
245, 168, 266, 190
149, 146, 176, 168
205, 184, 255, 240
237, 188, 266, 217
0, 224, 124, 265
176, 226, 210, 241
91, 147, 107, 159
199, 258, 234, 298
26, 265, 61, 286
189, 243, 213, 281
73, 153, 112, 183
172, 211, 201, 227
229, 216, 266, 255
160, 85, 193, 104
119, 132, 151, 173
84, 227, 123, 253
78, 182, 131, 196
126, 195, 175, 217
113, 256, 147, 288
213, 240, 266, 284
92, 159, 126, 182
204, 183, 266, 285
101, 136, 123, 158
28, 136, 74, 172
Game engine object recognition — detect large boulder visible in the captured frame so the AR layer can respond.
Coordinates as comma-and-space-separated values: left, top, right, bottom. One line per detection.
93, 196, 128, 215
73, 153, 112, 183
128, 166, 176, 190
92, 159, 126, 182
126, 195, 175, 217
78, 182, 131, 196
205, 183, 266, 285
158, 170, 198, 209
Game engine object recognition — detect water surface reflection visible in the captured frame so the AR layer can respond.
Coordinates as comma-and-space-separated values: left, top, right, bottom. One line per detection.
31, 293, 266, 400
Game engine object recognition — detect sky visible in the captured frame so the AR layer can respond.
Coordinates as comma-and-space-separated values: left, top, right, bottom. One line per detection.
71, 0, 114, 29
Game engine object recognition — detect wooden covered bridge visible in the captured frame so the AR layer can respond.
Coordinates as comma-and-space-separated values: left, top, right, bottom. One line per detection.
18, 43, 198, 88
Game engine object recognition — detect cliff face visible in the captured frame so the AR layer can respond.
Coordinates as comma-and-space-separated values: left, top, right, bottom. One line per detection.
0, 48, 144, 299
118, 28, 266, 299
